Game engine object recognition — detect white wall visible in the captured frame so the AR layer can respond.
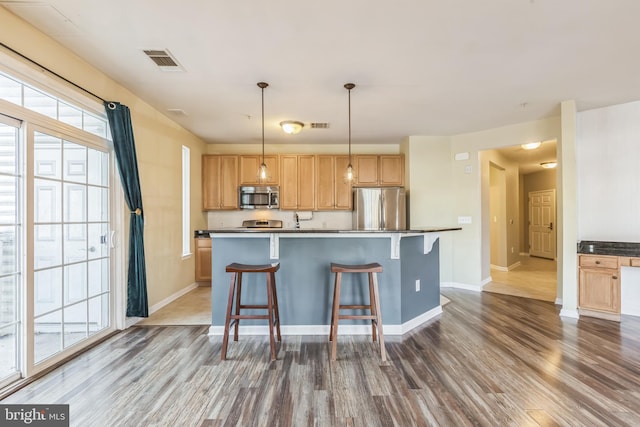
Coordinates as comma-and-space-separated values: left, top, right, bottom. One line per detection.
577, 100, 640, 241
450, 117, 562, 287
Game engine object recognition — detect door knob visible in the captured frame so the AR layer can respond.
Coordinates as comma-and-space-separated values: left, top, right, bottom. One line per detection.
548, 222, 553, 230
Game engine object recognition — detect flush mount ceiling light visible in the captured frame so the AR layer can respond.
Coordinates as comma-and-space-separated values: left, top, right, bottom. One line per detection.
257, 82, 269, 182
540, 161, 557, 169
521, 142, 541, 150
279, 121, 304, 135
344, 83, 355, 181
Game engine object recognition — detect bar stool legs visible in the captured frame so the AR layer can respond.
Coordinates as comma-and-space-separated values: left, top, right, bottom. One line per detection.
221, 262, 281, 361
329, 262, 386, 362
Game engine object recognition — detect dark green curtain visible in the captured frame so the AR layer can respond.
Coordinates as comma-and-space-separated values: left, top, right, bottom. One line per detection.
104, 101, 148, 317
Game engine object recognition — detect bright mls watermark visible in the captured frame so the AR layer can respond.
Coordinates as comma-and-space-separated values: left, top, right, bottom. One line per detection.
1, 405, 69, 426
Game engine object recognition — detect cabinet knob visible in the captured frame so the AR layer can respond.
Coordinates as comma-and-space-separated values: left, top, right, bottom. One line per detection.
613, 275, 618, 280
595, 260, 600, 264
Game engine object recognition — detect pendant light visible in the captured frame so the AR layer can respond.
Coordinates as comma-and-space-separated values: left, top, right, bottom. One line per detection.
257, 82, 269, 182
344, 83, 355, 181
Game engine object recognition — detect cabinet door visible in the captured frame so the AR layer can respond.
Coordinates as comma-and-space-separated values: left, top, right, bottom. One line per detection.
239, 155, 279, 185
219, 156, 239, 209
202, 155, 221, 210
379, 155, 404, 186
297, 155, 315, 210
354, 155, 378, 186
334, 155, 352, 210
195, 238, 212, 282
579, 268, 620, 313
315, 155, 335, 210
280, 155, 298, 210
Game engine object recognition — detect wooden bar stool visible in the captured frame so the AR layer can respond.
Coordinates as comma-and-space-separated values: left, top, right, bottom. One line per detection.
329, 262, 386, 361
221, 262, 281, 361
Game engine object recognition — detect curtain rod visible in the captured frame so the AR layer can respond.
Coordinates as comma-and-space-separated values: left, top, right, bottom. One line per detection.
0, 41, 107, 103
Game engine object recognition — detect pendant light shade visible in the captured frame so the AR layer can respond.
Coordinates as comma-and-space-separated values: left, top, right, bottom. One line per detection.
344, 83, 355, 181
257, 82, 269, 182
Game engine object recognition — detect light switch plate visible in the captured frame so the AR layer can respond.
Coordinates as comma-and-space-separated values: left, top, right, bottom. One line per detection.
458, 216, 472, 224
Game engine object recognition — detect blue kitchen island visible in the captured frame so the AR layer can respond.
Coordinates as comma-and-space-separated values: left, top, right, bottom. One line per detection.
204, 228, 459, 336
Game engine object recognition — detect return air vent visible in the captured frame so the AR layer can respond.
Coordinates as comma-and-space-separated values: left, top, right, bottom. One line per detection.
143, 49, 184, 72
310, 122, 329, 129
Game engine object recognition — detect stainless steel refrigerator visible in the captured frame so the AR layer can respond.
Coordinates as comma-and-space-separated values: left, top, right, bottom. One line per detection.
353, 187, 406, 230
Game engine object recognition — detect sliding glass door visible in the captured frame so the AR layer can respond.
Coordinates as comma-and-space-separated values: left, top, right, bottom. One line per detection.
32, 130, 111, 364
0, 116, 21, 388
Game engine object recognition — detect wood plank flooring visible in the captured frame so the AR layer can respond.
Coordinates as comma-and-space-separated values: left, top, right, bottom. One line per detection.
4, 289, 640, 426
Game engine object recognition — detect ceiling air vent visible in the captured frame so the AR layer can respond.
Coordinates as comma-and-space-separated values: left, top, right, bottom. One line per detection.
143, 49, 184, 72
310, 122, 329, 129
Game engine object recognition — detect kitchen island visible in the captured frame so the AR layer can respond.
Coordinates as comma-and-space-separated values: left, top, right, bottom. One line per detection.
202, 228, 460, 336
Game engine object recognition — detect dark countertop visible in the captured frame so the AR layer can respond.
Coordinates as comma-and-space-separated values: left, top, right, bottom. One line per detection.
577, 240, 640, 257
194, 227, 461, 238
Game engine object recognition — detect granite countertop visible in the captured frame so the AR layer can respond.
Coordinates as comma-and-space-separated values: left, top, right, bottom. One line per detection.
577, 240, 640, 257
194, 227, 461, 237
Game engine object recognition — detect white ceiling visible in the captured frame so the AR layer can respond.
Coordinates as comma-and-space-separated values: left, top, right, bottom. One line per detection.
3, 1, 640, 164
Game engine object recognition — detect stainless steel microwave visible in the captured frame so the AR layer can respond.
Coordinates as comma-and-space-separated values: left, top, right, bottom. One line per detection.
238, 186, 280, 209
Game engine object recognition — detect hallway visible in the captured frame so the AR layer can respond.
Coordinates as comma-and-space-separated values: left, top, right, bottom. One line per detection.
484, 256, 557, 302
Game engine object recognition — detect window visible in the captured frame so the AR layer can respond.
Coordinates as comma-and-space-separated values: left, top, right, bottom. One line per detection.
0, 71, 110, 140
0, 63, 116, 390
182, 145, 190, 257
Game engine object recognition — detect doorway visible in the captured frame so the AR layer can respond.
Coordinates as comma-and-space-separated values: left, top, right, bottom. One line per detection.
482, 142, 558, 303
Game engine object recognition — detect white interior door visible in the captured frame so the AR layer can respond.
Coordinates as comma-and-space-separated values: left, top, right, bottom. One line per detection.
529, 189, 556, 259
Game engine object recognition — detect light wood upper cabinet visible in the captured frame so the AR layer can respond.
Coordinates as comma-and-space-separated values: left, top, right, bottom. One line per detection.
379, 155, 404, 186
334, 155, 352, 209
239, 155, 279, 185
316, 155, 352, 210
280, 155, 315, 210
353, 154, 404, 187
202, 155, 238, 210
354, 155, 378, 186
298, 155, 315, 210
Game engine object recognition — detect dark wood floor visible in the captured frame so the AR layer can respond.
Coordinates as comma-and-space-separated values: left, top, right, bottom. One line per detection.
4, 289, 640, 426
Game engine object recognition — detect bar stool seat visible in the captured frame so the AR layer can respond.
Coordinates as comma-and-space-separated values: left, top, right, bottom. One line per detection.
329, 262, 386, 361
221, 262, 281, 361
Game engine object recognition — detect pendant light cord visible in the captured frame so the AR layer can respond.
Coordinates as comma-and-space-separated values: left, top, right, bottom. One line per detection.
344, 83, 355, 165
348, 87, 351, 163
261, 84, 265, 164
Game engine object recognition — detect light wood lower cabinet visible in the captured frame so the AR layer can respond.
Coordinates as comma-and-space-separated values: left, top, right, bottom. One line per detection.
195, 238, 212, 282
578, 254, 620, 321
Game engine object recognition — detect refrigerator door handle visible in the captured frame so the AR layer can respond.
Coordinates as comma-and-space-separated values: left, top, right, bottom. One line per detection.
380, 193, 385, 230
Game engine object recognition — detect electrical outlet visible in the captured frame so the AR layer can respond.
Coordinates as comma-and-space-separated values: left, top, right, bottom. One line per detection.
415, 279, 420, 292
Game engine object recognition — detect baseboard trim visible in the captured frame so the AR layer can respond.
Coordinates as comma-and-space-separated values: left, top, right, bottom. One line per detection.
125, 282, 199, 328
559, 308, 579, 319
207, 305, 443, 337
555, 298, 563, 305
440, 281, 484, 292
578, 308, 621, 322
149, 282, 199, 315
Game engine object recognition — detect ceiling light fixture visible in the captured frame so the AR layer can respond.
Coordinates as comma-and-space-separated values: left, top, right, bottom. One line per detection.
540, 161, 557, 169
257, 82, 269, 182
344, 83, 355, 181
280, 120, 304, 135
521, 142, 541, 150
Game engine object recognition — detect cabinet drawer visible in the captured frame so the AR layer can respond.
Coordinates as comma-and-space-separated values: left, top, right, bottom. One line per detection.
196, 237, 212, 248
579, 255, 618, 269
619, 257, 640, 267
